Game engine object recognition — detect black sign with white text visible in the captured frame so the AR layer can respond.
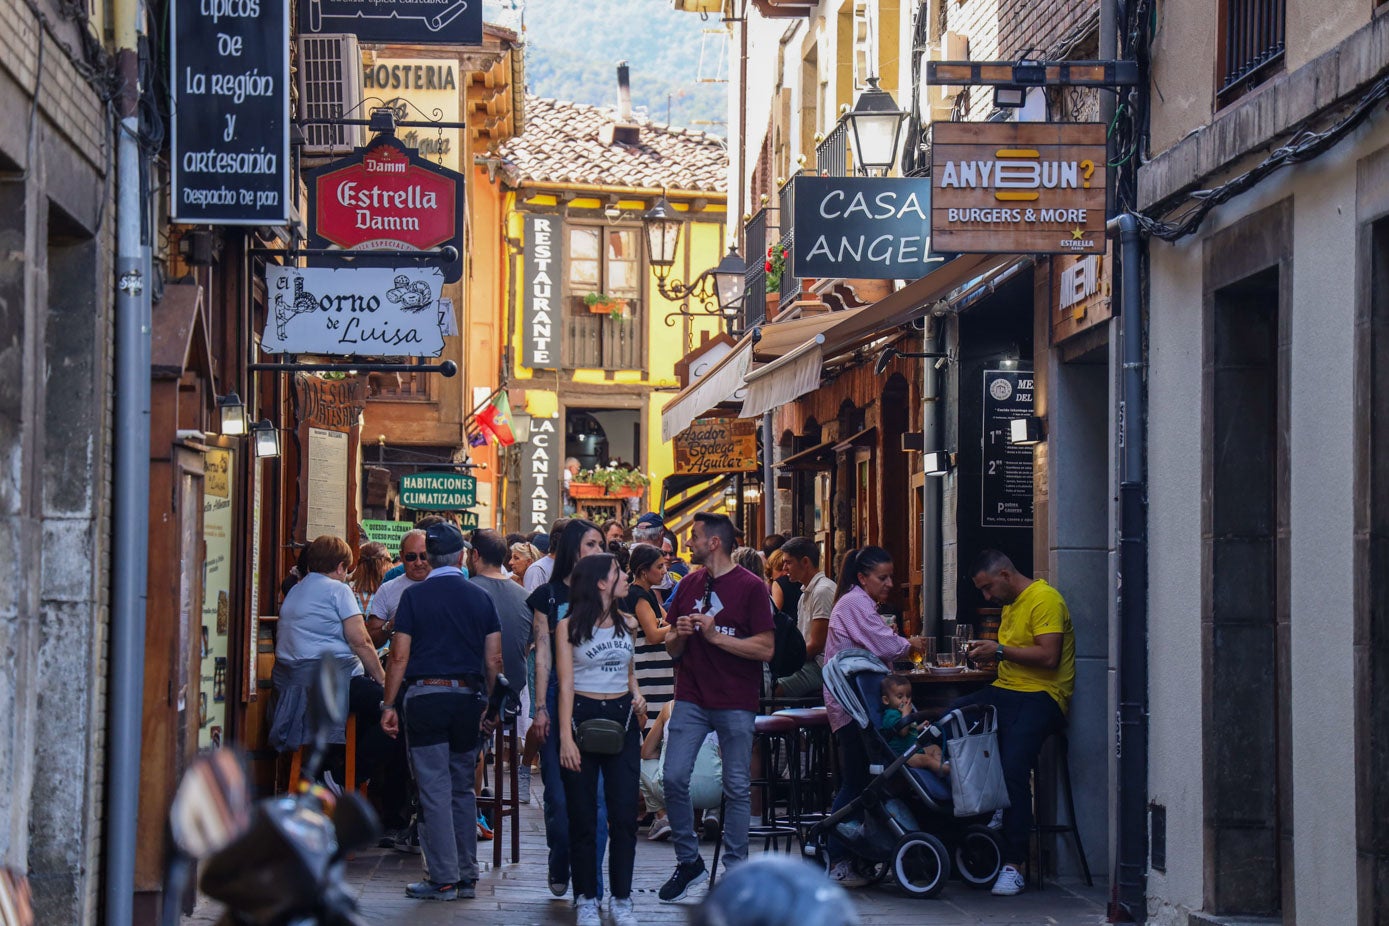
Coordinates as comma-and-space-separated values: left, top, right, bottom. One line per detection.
522, 214, 561, 370
171, 0, 289, 224
981, 369, 1034, 528
791, 176, 947, 280
524, 415, 561, 534
299, 0, 482, 45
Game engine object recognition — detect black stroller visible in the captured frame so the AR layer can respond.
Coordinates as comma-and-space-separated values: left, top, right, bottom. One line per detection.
806, 653, 1006, 898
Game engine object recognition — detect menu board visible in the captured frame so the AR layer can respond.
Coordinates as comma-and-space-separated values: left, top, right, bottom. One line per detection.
980, 369, 1034, 528
199, 448, 234, 747
306, 427, 349, 540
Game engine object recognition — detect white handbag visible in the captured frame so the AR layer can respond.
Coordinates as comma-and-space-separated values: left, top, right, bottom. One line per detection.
940, 705, 1011, 817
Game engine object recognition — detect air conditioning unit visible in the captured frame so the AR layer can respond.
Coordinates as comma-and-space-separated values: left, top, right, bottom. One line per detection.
296, 34, 365, 156
671, 0, 722, 12
918, 31, 969, 124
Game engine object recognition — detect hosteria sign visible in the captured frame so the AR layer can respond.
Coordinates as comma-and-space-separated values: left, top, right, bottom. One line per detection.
306, 134, 464, 282
929, 122, 1107, 255
262, 265, 446, 356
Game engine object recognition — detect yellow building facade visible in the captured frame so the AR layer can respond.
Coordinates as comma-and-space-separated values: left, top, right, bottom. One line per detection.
484, 96, 730, 533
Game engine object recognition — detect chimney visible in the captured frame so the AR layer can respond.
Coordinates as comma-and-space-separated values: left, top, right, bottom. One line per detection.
601, 61, 642, 146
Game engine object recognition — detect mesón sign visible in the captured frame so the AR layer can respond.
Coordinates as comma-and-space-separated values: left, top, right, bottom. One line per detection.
930, 122, 1106, 255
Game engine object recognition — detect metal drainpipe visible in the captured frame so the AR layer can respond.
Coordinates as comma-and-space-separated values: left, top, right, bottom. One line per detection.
921, 316, 942, 638
106, 0, 152, 920
1108, 212, 1148, 922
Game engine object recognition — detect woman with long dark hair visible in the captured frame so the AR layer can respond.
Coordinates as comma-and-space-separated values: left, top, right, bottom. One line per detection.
821, 546, 925, 887
557, 553, 646, 926
624, 543, 675, 713
524, 518, 605, 900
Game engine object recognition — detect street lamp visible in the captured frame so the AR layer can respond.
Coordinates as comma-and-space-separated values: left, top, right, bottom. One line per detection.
844, 78, 908, 176
217, 392, 247, 436
250, 419, 280, 459
641, 197, 746, 330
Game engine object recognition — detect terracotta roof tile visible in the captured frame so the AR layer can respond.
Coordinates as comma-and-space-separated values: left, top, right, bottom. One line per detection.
498, 96, 727, 194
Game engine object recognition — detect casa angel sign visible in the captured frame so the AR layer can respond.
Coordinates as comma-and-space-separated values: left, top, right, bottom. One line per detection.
305, 134, 465, 282
261, 265, 447, 357
929, 122, 1107, 255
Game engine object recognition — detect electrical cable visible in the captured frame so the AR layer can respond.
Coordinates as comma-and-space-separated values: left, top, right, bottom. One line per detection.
1137, 71, 1389, 242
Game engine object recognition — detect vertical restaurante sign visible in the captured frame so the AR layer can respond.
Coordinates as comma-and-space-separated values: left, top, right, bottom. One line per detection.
791, 176, 945, 280
171, 0, 289, 224
524, 416, 560, 532
522, 214, 561, 370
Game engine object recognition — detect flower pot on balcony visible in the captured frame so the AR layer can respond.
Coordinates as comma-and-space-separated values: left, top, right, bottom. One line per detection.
569, 482, 643, 499
766, 292, 781, 318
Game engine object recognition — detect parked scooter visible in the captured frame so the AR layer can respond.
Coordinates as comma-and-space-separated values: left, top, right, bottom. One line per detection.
163, 659, 516, 925
162, 656, 379, 926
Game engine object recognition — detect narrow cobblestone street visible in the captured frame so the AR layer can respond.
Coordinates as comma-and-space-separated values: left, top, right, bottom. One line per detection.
187, 779, 1109, 925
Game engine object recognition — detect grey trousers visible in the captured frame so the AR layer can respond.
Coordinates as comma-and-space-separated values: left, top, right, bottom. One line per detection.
663, 701, 754, 867
404, 686, 483, 885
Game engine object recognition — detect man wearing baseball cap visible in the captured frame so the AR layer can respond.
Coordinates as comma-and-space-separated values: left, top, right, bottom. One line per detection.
381, 522, 502, 902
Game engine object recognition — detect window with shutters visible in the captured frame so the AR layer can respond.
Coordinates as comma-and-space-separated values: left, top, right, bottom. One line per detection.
563, 224, 645, 371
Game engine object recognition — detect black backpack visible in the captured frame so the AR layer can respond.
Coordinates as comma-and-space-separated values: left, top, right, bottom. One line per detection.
769, 602, 807, 680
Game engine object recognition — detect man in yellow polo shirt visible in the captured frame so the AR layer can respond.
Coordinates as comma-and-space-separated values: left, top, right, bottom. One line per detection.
955, 549, 1075, 897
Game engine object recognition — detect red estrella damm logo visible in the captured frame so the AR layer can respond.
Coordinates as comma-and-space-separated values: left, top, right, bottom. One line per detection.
313, 141, 457, 251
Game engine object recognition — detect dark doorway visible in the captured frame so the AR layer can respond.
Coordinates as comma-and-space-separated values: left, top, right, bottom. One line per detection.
1204, 264, 1288, 918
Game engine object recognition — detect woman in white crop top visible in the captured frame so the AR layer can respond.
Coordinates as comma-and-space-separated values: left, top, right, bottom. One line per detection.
556, 553, 646, 926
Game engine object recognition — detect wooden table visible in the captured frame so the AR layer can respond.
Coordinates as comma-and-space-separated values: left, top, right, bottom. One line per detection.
904, 668, 996, 717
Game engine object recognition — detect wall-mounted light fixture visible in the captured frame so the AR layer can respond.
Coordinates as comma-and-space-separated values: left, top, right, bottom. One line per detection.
217, 392, 247, 436
742, 481, 763, 505
1009, 416, 1046, 446
874, 345, 953, 376
923, 451, 954, 477
511, 411, 533, 443
843, 77, 908, 176
250, 419, 281, 459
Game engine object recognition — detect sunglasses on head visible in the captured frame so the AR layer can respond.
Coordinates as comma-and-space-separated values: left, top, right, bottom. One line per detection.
402, 552, 427, 562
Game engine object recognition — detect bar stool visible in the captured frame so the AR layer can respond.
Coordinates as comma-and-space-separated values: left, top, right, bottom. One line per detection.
772, 706, 833, 844
476, 713, 521, 866
287, 715, 358, 793
710, 713, 800, 887
1026, 732, 1093, 889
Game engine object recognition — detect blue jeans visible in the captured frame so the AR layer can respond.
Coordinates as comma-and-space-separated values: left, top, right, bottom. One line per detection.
950, 686, 1065, 863
663, 701, 755, 867
541, 680, 608, 896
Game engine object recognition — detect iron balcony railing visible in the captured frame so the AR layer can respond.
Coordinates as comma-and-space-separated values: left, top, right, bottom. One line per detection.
816, 121, 851, 177
776, 174, 799, 304
742, 207, 771, 331
1219, 0, 1285, 98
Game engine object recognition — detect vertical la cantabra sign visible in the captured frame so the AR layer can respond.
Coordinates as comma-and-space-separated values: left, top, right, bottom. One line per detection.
522, 214, 561, 370
524, 416, 560, 532
171, 0, 290, 224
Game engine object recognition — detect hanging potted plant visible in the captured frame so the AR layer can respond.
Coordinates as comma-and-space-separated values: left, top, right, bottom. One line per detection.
584, 291, 630, 320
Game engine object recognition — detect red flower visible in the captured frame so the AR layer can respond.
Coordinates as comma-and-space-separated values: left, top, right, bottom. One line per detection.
765, 260, 773, 271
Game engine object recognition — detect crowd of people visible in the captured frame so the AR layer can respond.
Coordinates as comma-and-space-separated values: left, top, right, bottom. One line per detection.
265, 504, 1076, 919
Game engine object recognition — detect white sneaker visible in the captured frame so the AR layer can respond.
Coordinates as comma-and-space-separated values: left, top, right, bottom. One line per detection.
517, 766, 532, 804
827, 860, 870, 888
991, 864, 1025, 896
575, 896, 601, 926
610, 897, 639, 926
647, 816, 672, 841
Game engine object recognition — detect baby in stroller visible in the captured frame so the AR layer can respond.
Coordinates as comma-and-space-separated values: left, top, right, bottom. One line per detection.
810, 650, 1005, 898
878, 674, 948, 776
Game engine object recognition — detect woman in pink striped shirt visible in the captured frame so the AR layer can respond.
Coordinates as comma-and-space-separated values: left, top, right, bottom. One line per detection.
821, 545, 926, 887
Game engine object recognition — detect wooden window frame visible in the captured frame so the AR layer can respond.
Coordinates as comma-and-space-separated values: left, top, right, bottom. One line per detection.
560, 221, 647, 372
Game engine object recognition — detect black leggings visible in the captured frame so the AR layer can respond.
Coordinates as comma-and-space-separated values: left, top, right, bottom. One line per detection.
560, 694, 641, 900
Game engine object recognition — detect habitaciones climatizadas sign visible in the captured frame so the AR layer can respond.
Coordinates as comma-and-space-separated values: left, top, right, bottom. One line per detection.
171, 0, 289, 224
791, 176, 946, 280
262, 266, 446, 356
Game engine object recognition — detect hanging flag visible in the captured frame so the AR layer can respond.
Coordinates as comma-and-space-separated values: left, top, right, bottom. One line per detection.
468, 430, 488, 448
474, 392, 516, 446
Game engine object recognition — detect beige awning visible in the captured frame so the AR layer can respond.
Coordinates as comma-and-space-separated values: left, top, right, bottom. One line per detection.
738, 253, 1014, 417
660, 337, 754, 442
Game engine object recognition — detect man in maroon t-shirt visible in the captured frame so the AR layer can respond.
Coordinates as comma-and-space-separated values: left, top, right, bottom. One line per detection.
656, 512, 774, 903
